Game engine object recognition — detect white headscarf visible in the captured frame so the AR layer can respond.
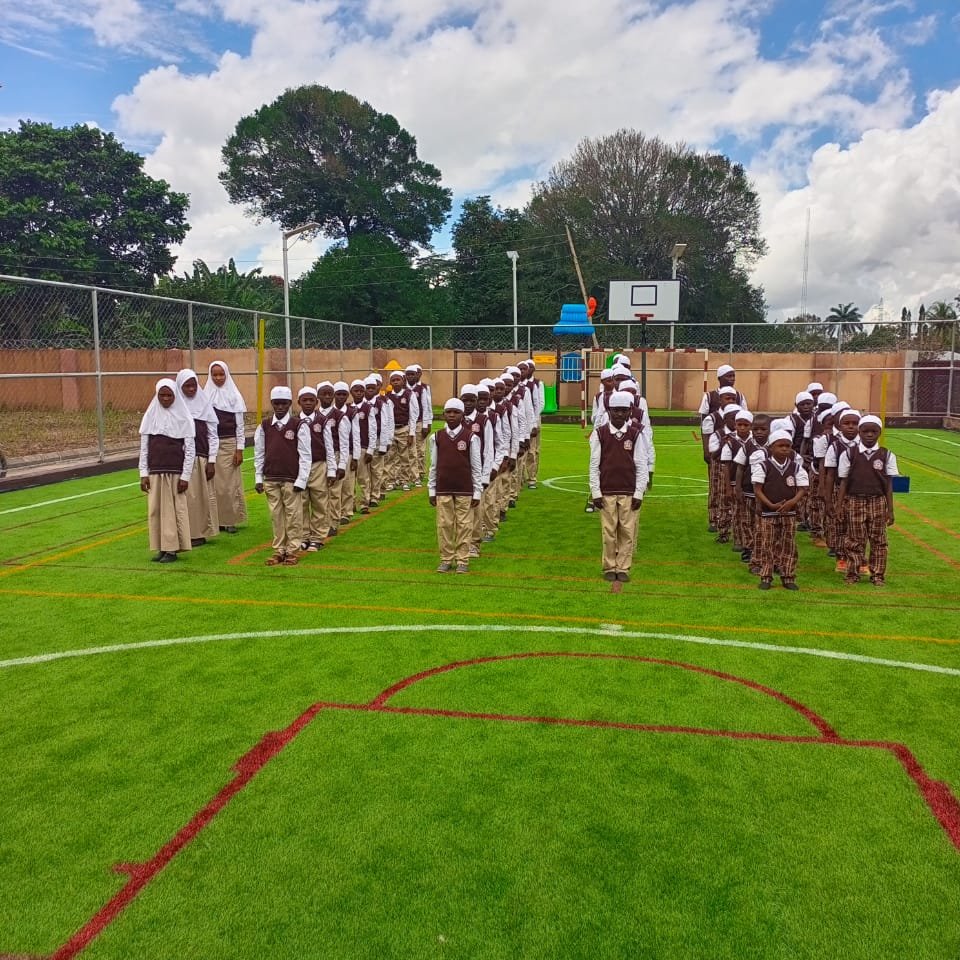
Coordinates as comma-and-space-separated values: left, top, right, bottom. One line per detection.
203, 360, 246, 413
139, 378, 195, 439
175, 368, 216, 422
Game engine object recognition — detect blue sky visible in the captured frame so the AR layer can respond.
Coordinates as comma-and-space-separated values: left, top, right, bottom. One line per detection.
2, 0, 959, 318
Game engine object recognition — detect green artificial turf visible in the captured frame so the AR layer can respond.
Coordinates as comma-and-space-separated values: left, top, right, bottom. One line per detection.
1, 424, 959, 958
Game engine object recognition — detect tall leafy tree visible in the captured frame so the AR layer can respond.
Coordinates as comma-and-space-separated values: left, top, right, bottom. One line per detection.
526, 130, 767, 327
0, 121, 189, 289
220, 86, 452, 251
156, 259, 283, 313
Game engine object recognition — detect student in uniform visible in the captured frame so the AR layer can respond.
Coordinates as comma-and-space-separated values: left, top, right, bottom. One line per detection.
592, 368, 616, 423
385, 369, 420, 491
296, 386, 337, 552
698, 365, 748, 417
520, 359, 544, 489
175, 368, 219, 547
822, 406, 860, 570
203, 360, 247, 533
428, 398, 482, 574
406, 363, 433, 486
720, 409, 754, 552
492, 377, 518, 521
462, 383, 494, 557
334, 381, 359, 523
139, 379, 196, 563
363, 375, 389, 506
751, 428, 809, 591
588, 390, 650, 582
700, 386, 739, 529
476, 380, 507, 543
732, 412, 769, 571
315, 381, 349, 536
254, 386, 312, 566
836, 414, 898, 587
349, 379, 378, 513
708, 403, 740, 542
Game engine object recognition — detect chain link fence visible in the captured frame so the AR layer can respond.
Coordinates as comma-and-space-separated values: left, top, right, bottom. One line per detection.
1, 273, 957, 470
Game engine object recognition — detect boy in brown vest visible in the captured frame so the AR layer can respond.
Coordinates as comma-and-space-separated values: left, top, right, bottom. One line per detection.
751, 428, 808, 591
428, 398, 482, 573
836, 415, 898, 586
254, 386, 312, 566
588, 390, 650, 582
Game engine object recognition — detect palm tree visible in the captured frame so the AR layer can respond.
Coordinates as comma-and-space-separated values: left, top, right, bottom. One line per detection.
827, 302, 863, 342
926, 300, 957, 322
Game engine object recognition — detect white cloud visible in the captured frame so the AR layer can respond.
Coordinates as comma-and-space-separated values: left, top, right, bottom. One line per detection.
755, 86, 960, 319
9, 0, 927, 318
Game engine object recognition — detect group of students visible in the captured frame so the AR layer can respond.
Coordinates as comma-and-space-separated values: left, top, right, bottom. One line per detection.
138, 357, 546, 571
699, 364, 899, 590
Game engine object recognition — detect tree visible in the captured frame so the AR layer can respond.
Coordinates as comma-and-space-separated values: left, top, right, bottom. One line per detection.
0, 121, 189, 290
220, 86, 452, 251
156, 259, 283, 313
292, 234, 442, 339
926, 300, 957, 322
526, 130, 767, 328
826, 302, 863, 341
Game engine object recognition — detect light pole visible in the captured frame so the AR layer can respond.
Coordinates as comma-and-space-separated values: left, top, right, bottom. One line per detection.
282, 222, 321, 379
506, 250, 519, 351
668, 243, 686, 410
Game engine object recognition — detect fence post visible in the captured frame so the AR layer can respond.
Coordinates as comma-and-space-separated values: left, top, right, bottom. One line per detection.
527, 325, 531, 357
667, 319, 676, 411
728, 323, 734, 358
369, 325, 374, 373
187, 302, 195, 370
429, 326, 434, 385
91, 289, 106, 463
339, 323, 344, 378
948, 320, 958, 418
835, 324, 843, 400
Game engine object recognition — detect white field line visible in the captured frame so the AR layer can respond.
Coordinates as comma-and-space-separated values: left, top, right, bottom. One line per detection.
915, 433, 960, 448
0, 482, 138, 516
3, 623, 958, 678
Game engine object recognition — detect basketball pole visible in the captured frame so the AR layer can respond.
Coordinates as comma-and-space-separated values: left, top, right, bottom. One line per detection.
635, 313, 653, 398
565, 225, 598, 349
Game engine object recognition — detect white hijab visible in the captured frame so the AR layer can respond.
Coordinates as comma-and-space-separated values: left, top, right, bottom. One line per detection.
139, 378, 196, 439
203, 359, 246, 413
175, 368, 217, 423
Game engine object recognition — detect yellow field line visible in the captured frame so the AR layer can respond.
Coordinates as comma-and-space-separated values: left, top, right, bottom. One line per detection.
1, 586, 958, 647
0, 526, 144, 580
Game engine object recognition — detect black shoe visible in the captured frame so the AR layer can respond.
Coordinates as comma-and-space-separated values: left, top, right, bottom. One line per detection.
603, 571, 617, 581
340, 517, 351, 524
500, 510, 507, 520
616, 572, 630, 582
782, 579, 799, 591
740, 549, 752, 563
224, 525, 238, 534
708, 524, 717, 533
158, 551, 177, 563
758, 579, 772, 590
328, 527, 338, 537
151, 551, 164, 562
827, 548, 837, 558
798, 522, 810, 532
190, 537, 206, 547
509, 500, 517, 509
715, 534, 729, 544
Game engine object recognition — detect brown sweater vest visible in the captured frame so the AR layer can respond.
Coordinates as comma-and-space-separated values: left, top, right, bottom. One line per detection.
356, 401, 372, 449
388, 389, 411, 429
147, 435, 185, 474
214, 407, 237, 440
468, 413, 488, 460
302, 414, 327, 464
598, 423, 642, 495
193, 419, 209, 459
845, 447, 890, 497
262, 417, 302, 482
758, 454, 800, 513
707, 389, 745, 414
740, 438, 763, 493
435, 429, 474, 496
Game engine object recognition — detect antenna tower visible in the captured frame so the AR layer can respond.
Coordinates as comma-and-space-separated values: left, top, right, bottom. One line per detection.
799, 208, 811, 320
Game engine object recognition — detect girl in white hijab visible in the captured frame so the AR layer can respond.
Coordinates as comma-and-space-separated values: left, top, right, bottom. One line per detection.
138, 378, 196, 563
176, 368, 221, 546
203, 360, 247, 532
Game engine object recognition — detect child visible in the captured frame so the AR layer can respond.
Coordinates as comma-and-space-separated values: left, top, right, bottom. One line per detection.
363, 375, 390, 506
203, 360, 247, 533
253, 386, 312, 566
822, 407, 860, 570
462, 384, 495, 556
476, 380, 507, 543
315, 381, 349, 535
175, 368, 219, 547
350, 379, 379, 513
751, 429, 808, 590
138, 378, 196, 563
708, 403, 740, 542
588, 390, 650, 582
405, 363, 433, 486
721, 409, 754, 552
428, 398, 482, 574
296, 386, 336, 552
385, 369, 420, 492
836, 415, 898, 587
733, 412, 770, 571
334, 381, 359, 522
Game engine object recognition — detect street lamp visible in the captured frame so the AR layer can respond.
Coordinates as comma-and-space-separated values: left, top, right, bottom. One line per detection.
670, 242, 687, 280
506, 250, 519, 351
282, 221, 321, 379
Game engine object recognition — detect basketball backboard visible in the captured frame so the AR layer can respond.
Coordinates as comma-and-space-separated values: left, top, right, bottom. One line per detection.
607, 280, 680, 324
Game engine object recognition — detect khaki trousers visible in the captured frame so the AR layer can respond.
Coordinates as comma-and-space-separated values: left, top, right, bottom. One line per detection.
526, 430, 541, 483
416, 431, 427, 480
148, 473, 192, 553
341, 463, 357, 517
264, 480, 303, 556
436, 494, 474, 564
356, 456, 373, 507
600, 494, 639, 574
303, 462, 330, 543
370, 452, 386, 501
214, 438, 247, 526
497, 466, 513, 513
388, 435, 417, 487
327, 476, 344, 527
186, 456, 218, 540
482, 475, 501, 537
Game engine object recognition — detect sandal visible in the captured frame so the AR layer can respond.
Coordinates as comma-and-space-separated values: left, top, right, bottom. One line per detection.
281, 555, 299, 566
265, 554, 285, 566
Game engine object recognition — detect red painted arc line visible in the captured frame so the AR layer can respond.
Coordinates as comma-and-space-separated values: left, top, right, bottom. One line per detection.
13, 661, 959, 960
367, 651, 839, 739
